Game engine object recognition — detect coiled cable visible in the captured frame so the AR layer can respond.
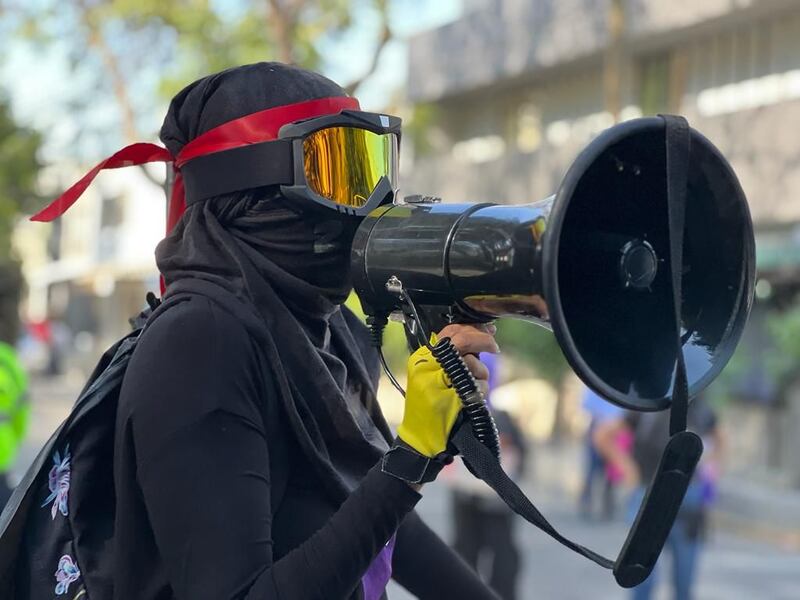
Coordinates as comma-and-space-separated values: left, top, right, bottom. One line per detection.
372, 281, 502, 458
431, 336, 501, 458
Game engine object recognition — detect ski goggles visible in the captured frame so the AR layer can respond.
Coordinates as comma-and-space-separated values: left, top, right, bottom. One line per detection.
180, 110, 401, 216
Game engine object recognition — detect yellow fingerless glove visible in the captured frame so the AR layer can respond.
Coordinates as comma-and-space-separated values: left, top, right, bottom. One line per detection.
397, 336, 463, 458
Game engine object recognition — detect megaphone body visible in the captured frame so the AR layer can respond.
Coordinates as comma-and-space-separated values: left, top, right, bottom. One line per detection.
352, 117, 755, 412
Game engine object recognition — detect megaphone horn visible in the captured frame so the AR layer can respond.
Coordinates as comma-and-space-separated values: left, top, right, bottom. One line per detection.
351, 116, 755, 411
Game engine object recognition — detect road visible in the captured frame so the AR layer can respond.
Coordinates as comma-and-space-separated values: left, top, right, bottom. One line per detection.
387, 480, 800, 600
15, 377, 800, 599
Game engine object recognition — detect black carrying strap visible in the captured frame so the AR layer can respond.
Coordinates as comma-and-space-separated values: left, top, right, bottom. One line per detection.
181, 139, 294, 204
663, 114, 690, 437
452, 425, 615, 568
451, 114, 700, 586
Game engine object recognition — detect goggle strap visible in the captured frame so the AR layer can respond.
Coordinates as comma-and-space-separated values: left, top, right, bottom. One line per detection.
181, 139, 294, 205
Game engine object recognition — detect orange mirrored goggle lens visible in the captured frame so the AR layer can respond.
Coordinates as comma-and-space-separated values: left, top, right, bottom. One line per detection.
303, 127, 398, 208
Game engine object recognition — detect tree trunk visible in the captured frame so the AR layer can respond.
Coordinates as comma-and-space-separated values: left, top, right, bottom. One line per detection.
603, 0, 625, 123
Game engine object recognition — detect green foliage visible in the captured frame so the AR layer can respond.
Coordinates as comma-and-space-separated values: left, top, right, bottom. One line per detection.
766, 305, 800, 387
404, 102, 439, 157
0, 96, 40, 341
345, 292, 409, 374
495, 319, 568, 387
345, 293, 572, 387
3, 0, 391, 154
712, 303, 800, 407
104, 0, 356, 99
0, 96, 42, 260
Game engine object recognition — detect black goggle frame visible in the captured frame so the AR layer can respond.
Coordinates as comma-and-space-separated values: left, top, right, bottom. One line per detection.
180, 110, 402, 217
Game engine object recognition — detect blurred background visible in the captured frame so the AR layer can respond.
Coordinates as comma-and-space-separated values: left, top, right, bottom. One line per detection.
1, 0, 800, 598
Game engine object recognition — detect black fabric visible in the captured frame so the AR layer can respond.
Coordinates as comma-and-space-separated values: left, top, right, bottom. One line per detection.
0, 296, 495, 600
182, 139, 294, 203
158, 62, 390, 510
123, 62, 496, 599
160, 62, 350, 157
392, 511, 501, 600
452, 494, 520, 600
2, 63, 498, 599
113, 295, 495, 599
381, 439, 451, 484
4, 318, 151, 599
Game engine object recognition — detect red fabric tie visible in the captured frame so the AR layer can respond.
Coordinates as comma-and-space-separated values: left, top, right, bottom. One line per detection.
31, 143, 173, 222
31, 95, 361, 230
30, 95, 360, 296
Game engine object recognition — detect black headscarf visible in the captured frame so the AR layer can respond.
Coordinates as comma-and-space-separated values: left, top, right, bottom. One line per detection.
155, 62, 393, 503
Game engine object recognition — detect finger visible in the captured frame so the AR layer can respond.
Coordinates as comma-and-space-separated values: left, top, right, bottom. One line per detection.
463, 354, 489, 382
475, 323, 497, 335
439, 325, 500, 354
477, 378, 489, 397
439, 323, 495, 339
441, 329, 499, 356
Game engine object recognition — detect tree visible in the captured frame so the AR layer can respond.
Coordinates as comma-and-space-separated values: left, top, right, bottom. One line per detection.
0, 97, 42, 342
1, 0, 394, 177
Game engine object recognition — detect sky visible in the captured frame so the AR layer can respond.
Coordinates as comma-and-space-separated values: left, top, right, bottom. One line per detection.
0, 0, 462, 166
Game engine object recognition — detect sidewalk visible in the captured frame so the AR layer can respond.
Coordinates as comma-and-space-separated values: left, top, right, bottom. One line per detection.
532, 437, 800, 549
715, 476, 800, 549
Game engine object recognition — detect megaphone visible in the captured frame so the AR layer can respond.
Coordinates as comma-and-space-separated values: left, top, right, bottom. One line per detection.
352, 116, 755, 412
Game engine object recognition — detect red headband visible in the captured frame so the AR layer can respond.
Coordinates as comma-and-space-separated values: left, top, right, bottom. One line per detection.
31, 95, 361, 233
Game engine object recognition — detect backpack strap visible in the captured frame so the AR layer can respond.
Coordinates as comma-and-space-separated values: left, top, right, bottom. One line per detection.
0, 292, 189, 589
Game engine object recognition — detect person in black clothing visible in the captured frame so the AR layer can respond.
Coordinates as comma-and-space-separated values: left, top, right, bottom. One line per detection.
110, 63, 502, 599
446, 354, 526, 600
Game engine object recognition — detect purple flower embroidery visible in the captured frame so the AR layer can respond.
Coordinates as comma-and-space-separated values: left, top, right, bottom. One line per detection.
54, 554, 80, 595
42, 446, 71, 519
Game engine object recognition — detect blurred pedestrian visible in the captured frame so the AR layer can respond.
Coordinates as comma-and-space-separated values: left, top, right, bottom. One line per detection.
593, 395, 723, 600
579, 387, 624, 520
45, 318, 71, 377
0, 341, 29, 509
445, 352, 528, 600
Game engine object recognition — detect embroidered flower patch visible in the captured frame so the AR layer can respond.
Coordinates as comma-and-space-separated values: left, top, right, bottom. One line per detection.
42, 446, 71, 519
54, 554, 80, 595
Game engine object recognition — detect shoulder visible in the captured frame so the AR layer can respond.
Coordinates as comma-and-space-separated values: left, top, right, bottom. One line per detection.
119, 294, 265, 434
140, 294, 252, 353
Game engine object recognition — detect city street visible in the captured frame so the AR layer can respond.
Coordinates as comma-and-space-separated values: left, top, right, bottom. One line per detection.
389, 482, 800, 599
16, 377, 800, 600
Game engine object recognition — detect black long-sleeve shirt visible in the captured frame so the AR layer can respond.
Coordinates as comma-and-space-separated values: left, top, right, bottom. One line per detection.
113, 295, 499, 599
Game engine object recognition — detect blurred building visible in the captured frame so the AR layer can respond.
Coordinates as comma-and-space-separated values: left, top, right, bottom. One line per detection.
13, 166, 164, 373
405, 0, 800, 482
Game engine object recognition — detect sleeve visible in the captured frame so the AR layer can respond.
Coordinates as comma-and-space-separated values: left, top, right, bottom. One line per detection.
392, 511, 500, 600
124, 299, 421, 600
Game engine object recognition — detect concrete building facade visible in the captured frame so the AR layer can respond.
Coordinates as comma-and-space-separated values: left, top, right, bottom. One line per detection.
13, 166, 165, 373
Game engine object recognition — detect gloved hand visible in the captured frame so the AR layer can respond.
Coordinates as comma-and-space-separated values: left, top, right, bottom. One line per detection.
397, 324, 498, 458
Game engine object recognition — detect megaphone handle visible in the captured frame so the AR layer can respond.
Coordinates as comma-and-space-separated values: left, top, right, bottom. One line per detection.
387, 283, 502, 457
429, 337, 501, 457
